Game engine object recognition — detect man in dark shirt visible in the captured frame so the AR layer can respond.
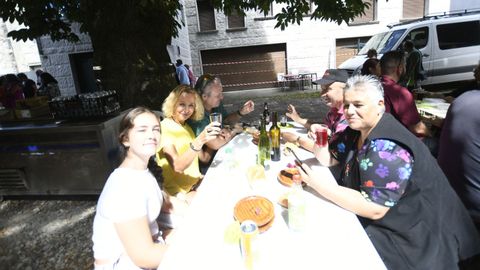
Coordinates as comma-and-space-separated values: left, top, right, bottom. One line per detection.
438, 90, 480, 229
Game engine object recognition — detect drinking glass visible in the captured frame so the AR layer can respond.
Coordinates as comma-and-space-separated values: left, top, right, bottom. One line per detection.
209, 112, 222, 127
280, 115, 287, 127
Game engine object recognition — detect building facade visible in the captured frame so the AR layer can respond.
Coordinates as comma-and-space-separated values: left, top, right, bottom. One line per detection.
12, 0, 477, 96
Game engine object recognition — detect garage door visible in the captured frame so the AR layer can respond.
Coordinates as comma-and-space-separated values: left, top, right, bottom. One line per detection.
201, 43, 286, 92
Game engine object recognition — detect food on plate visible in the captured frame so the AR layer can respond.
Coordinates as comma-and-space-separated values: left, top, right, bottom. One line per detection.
234, 196, 275, 232
278, 168, 302, 187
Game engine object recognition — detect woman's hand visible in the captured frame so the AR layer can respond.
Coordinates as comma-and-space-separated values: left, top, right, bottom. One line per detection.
198, 122, 221, 144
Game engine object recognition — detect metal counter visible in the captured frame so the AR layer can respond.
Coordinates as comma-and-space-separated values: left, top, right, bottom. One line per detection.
0, 115, 124, 195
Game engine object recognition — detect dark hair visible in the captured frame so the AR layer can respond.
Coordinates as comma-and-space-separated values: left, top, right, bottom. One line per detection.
194, 74, 217, 95
17, 73, 28, 80
361, 58, 380, 76
176, 59, 183, 66
404, 40, 414, 51
40, 72, 58, 84
380, 51, 404, 76
367, 49, 377, 59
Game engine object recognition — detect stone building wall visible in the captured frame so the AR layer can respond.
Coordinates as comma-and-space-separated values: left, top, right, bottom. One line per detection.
184, 0, 408, 78
37, 23, 93, 96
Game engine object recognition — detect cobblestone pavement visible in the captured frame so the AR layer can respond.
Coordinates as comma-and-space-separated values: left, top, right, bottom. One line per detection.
0, 87, 329, 270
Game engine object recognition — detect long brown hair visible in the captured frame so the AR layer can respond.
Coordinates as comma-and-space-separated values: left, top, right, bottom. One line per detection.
118, 106, 163, 183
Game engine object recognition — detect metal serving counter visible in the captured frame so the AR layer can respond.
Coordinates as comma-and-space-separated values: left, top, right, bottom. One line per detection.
0, 114, 124, 196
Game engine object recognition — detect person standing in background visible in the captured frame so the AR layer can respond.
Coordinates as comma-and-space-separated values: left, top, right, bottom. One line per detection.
175, 59, 190, 86
38, 72, 61, 100
35, 69, 43, 87
361, 58, 381, 77
367, 48, 378, 59
0, 74, 24, 109
380, 51, 430, 138
404, 40, 425, 91
184, 64, 196, 88
17, 73, 37, 98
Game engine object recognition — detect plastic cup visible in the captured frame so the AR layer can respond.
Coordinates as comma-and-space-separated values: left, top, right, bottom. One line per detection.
315, 128, 328, 147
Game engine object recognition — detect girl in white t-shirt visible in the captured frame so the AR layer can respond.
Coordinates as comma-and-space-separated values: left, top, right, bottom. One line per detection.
92, 107, 170, 270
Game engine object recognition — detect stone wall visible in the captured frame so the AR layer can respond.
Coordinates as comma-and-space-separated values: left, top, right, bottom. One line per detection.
37, 23, 93, 96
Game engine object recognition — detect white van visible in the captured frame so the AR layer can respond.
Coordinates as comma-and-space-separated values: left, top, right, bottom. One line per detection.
339, 10, 480, 88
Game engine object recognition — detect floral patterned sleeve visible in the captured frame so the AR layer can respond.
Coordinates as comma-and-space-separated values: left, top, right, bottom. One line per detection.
329, 129, 352, 163
358, 139, 414, 207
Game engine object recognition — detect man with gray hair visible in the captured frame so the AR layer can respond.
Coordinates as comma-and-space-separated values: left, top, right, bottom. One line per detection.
188, 74, 254, 149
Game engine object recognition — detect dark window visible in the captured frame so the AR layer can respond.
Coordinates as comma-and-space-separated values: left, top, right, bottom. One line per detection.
404, 27, 429, 49
403, 0, 425, 19
437, 21, 480, 50
351, 0, 375, 24
197, 0, 216, 31
228, 10, 245, 29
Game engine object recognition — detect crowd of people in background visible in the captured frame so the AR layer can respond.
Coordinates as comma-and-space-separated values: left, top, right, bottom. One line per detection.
0, 70, 60, 110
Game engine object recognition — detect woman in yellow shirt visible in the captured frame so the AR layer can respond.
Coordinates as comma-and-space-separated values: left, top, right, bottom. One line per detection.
157, 85, 221, 202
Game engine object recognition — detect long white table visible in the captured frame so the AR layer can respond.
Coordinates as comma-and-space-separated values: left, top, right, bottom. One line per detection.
158, 126, 386, 270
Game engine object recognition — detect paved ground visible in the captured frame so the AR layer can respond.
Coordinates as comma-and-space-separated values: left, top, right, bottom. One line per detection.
0, 86, 329, 270
223, 86, 328, 125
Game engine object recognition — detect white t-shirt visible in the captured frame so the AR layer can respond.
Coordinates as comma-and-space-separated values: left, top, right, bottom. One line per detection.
92, 168, 163, 265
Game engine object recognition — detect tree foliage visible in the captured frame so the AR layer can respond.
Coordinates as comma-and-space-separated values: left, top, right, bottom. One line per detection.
0, 0, 369, 108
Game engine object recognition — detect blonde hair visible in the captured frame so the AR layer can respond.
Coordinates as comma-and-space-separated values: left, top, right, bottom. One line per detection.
162, 85, 204, 121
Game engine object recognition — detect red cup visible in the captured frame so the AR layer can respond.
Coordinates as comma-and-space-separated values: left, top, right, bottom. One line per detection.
315, 128, 328, 147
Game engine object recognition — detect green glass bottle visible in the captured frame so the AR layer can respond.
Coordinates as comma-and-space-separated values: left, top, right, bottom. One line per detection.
269, 111, 281, 161
257, 116, 271, 169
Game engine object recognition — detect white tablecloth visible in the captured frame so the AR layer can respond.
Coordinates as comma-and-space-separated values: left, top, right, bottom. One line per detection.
158, 126, 386, 270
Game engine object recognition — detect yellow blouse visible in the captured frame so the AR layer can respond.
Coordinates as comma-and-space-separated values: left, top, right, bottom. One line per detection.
156, 118, 202, 195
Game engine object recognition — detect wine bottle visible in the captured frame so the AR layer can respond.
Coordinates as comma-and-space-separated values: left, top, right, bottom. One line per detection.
257, 116, 271, 169
262, 102, 270, 124
269, 111, 281, 161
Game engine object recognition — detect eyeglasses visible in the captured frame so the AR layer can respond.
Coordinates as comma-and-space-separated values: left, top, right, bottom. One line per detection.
195, 74, 215, 94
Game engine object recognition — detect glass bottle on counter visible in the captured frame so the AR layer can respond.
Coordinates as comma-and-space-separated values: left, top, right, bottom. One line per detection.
269, 111, 281, 161
262, 102, 270, 124
288, 172, 306, 232
257, 116, 271, 170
